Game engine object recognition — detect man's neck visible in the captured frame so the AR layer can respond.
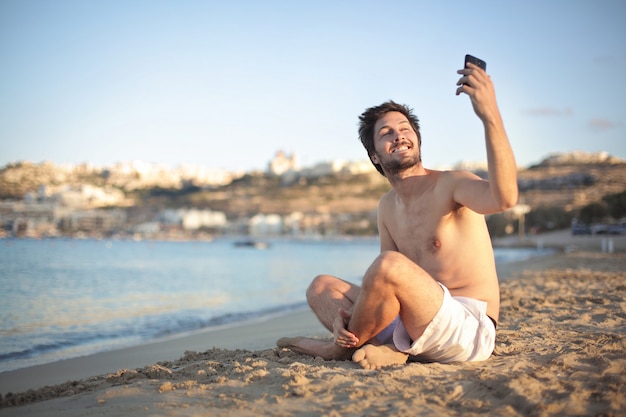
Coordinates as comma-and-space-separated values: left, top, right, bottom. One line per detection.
386, 164, 431, 201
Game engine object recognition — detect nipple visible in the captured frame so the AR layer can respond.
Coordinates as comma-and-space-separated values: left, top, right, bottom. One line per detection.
432, 239, 441, 250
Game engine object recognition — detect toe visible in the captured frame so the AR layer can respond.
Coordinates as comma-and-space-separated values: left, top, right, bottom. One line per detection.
352, 347, 366, 362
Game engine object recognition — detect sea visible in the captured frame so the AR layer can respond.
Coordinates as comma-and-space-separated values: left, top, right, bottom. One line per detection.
0, 238, 553, 373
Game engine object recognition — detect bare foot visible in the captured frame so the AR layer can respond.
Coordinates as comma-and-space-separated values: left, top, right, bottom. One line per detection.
276, 337, 353, 360
352, 344, 409, 370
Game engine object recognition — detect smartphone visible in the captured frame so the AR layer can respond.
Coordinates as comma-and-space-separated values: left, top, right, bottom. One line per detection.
464, 54, 486, 71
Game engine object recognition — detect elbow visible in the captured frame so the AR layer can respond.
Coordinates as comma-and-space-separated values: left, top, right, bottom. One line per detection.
500, 199, 517, 212
497, 187, 519, 211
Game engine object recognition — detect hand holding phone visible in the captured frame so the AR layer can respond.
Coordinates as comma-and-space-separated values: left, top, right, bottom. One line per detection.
457, 54, 497, 121
461, 54, 487, 88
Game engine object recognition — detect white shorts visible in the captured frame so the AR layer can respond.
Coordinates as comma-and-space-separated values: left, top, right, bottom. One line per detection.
375, 283, 496, 363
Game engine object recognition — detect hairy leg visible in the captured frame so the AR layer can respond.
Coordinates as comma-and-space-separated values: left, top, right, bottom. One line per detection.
278, 253, 443, 365
275, 275, 360, 360
306, 274, 360, 331
340, 252, 442, 369
347, 251, 444, 348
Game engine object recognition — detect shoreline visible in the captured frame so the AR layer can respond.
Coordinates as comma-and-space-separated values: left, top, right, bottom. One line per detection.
0, 249, 624, 416
1, 231, 624, 394
0, 307, 327, 395
0, 301, 311, 375
0, 237, 571, 379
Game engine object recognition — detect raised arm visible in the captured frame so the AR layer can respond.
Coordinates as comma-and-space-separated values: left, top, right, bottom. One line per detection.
454, 62, 518, 213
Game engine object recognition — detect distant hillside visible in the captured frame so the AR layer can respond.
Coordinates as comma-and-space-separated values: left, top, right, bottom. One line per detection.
1, 152, 624, 220
516, 152, 625, 211
135, 171, 390, 219
530, 151, 624, 168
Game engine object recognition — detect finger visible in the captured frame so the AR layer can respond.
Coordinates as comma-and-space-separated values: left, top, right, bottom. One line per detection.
335, 339, 358, 348
337, 333, 358, 344
336, 333, 349, 342
338, 332, 358, 343
456, 84, 469, 96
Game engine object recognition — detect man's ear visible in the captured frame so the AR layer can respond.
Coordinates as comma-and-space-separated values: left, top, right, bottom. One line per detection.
370, 153, 379, 164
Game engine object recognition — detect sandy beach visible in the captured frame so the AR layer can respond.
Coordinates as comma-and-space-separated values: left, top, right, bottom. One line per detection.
1, 233, 625, 416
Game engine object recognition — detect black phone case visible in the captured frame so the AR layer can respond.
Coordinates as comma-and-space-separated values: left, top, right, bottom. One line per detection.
465, 54, 486, 70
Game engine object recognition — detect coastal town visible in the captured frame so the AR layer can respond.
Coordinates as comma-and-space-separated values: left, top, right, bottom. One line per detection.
1, 151, 624, 241
0, 151, 380, 240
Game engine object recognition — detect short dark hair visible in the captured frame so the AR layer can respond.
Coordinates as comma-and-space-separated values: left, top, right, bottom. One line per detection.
358, 101, 421, 176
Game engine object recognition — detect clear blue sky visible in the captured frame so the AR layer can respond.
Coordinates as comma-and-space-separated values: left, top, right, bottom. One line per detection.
1, 0, 625, 171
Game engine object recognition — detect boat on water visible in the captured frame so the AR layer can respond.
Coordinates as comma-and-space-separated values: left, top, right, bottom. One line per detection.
233, 240, 270, 249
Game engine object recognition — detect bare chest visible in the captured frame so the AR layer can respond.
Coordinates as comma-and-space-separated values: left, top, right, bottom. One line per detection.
385, 193, 456, 266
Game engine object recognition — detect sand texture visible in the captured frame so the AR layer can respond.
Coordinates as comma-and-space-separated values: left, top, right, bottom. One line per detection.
0, 251, 625, 417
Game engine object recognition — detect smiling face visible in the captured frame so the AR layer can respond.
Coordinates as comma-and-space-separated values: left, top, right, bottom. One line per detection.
358, 101, 422, 177
370, 111, 422, 176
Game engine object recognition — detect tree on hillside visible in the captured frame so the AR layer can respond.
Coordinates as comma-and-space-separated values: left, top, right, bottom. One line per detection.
579, 202, 609, 224
526, 206, 572, 232
602, 190, 626, 220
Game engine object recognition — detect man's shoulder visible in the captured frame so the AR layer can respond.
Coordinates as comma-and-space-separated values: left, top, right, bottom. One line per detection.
435, 168, 472, 179
378, 188, 396, 208
434, 169, 481, 188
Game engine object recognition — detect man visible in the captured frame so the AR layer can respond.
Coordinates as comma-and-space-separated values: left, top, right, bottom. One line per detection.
277, 60, 518, 369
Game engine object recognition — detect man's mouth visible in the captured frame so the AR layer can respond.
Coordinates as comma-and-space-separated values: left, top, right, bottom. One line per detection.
391, 143, 411, 154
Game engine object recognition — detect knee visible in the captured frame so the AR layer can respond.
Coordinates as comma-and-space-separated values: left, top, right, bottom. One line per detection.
306, 274, 335, 303
369, 251, 406, 277
364, 251, 411, 287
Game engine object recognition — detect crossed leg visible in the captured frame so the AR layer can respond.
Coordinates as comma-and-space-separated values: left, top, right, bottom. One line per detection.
277, 251, 444, 369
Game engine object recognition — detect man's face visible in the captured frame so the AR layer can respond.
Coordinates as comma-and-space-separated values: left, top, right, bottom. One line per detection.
371, 111, 421, 175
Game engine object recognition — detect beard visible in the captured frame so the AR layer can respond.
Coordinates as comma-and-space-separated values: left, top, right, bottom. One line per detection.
377, 151, 422, 176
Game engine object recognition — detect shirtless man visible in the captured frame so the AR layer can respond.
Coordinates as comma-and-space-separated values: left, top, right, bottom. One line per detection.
277, 60, 518, 369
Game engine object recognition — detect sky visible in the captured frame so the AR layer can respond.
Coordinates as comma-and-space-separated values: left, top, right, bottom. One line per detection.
1, 0, 625, 172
